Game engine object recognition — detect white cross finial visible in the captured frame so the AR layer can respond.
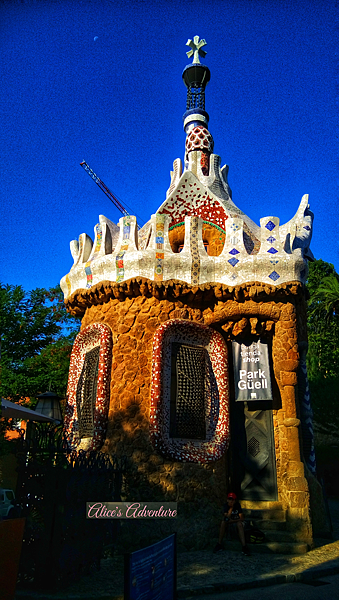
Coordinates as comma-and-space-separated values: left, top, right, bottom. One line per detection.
186, 36, 207, 64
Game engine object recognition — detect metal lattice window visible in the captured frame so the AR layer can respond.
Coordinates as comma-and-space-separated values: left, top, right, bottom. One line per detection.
170, 343, 206, 440
76, 346, 100, 439
248, 437, 260, 458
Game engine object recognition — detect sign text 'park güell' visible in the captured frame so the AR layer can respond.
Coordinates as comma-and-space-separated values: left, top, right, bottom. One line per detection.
232, 340, 273, 402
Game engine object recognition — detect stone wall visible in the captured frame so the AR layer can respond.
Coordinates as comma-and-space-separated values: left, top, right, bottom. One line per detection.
67, 277, 313, 549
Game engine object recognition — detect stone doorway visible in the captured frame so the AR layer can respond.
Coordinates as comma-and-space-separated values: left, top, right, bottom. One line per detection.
231, 400, 278, 501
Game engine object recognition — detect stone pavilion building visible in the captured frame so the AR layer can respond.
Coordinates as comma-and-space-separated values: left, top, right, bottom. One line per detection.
60, 37, 327, 551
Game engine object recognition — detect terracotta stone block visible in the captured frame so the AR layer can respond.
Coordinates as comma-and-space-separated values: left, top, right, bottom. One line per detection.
150, 306, 162, 317
232, 318, 248, 336
280, 439, 289, 453
134, 375, 145, 388
118, 323, 133, 334
131, 327, 145, 340
284, 439, 301, 462
287, 350, 299, 360
124, 313, 137, 326
288, 461, 305, 477
281, 398, 297, 420
145, 317, 160, 333
140, 297, 157, 311
158, 312, 170, 323
280, 320, 296, 329
117, 334, 137, 349
259, 304, 280, 320
280, 304, 296, 318
119, 344, 133, 355
272, 336, 282, 348
250, 317, 259, 334
280, 451, 289, 466
264, 320, 275, 332
119, 391, 135, 404
242, 300, 258, 315
113, 365, 126, 379
284, 418, 300, 428
288, 476, 308, 492
273, 349, 287, 361
280, 371, 298, 386
286, 424, 299, 441
284, 386, 296, 402
290, 491, 308, 508
225, 303, 241, 317
169, 309, 181, 319
282, 342, 295, 354
136, 313, 149, 324
286, 507, 304, 519
137, 354, 148, 367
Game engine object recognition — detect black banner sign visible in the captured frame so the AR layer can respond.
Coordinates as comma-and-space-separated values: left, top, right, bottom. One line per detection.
232, 339, 272, 402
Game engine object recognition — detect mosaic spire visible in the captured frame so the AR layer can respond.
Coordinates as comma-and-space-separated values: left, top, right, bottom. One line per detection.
182, 36, 210, 130
182, 37, 213, 173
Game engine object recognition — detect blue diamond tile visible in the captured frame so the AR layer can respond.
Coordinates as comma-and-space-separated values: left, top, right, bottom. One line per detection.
265, 220, 276, 231
268, 271, 280, 281
267, 247, 278, 254
270, 260, 279, 265
229, 248, 240, 255
228, 257, 239, 267
266, 236, 276, 243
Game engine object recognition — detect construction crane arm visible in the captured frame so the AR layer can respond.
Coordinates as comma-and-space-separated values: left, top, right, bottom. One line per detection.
80, 161, 128, 216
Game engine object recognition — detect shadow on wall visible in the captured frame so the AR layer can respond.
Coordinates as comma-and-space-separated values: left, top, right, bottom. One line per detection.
96, 402, 229, 553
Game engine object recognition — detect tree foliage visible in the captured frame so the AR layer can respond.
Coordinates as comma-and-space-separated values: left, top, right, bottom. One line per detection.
0, 283, 80, 403
306, 259, 339, 433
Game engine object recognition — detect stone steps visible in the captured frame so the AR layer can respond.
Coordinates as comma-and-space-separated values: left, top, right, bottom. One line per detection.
224, 540, 308, 554
239, 503, 309, 554
244, 508, 286, 521
254, 519, 287, 531
261, 529, 300, 543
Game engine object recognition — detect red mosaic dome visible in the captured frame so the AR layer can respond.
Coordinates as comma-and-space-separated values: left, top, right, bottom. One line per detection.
185, 126, 214, 155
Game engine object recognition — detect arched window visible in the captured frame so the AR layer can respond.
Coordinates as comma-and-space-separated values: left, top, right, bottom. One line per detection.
64, 323, 112, 452
170, 342, 207, 440
150, 319, 230, 463
76, 346, 100, 439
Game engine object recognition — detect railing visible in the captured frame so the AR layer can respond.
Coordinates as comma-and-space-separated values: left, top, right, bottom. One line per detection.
15, 426, 126, 590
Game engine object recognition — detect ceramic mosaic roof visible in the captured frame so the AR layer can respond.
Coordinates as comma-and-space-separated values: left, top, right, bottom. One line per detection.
60, 39, 313, 301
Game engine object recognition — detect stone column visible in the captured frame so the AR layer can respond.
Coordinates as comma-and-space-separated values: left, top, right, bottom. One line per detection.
272, 302, 312, 543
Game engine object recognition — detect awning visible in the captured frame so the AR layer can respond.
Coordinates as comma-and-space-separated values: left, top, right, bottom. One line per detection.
1, 399, 58, 423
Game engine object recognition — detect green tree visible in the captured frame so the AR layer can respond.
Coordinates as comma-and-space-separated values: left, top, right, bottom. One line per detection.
306, 260, 339, 433
314, 274, 339, 318
0, 283, 80, 403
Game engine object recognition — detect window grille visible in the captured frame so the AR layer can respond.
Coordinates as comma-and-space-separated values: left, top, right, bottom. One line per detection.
76, 346, 100, 438
170, 343, 206, 440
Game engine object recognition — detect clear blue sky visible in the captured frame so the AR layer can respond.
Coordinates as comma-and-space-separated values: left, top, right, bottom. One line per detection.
1, 0, 338, 291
